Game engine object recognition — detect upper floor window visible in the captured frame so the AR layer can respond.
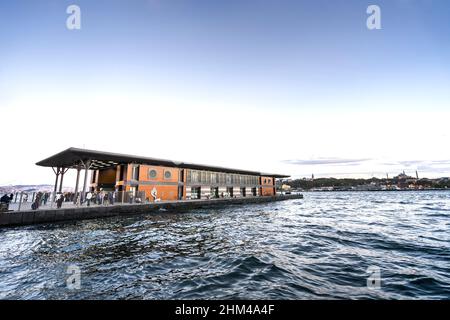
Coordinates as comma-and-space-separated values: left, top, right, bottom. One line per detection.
148, 169, 157, 179
132, 166, 140, 180
164, 170, 172, 179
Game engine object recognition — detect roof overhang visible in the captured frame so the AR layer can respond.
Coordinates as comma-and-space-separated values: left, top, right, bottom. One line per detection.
36, 148, 290, 178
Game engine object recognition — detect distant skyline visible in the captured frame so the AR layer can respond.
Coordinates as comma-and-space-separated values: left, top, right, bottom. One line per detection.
1, 0, 450, 186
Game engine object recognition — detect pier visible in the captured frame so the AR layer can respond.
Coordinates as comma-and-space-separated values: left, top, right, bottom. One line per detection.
0, 194, 303, 228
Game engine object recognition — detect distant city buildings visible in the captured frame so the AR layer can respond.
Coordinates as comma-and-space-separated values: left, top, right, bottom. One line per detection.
284, 172, 450, 192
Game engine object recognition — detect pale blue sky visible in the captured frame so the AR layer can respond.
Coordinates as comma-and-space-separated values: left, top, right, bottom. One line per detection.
1, 0, 450, 185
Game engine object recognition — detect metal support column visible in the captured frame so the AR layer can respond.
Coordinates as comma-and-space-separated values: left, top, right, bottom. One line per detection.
73, 165, 81, 204
52, 167, 61, 194
59, 168, 69, 192
81, 160, 91, 203
52, 167, 61, 201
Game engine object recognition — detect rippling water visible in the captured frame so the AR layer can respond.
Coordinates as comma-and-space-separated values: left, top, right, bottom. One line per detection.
1, 191, 449, 299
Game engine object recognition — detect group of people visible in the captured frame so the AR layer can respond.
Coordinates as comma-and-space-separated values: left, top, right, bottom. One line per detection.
0, 194, 13, 211
3, 189, 129, 211
0, 193, 14, 204
31, 192, 51, 210
85, 190, 116, 207
0, 193, 14, 212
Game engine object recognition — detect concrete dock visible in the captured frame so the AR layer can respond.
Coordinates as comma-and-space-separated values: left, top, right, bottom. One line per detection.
0, 194, 303, 228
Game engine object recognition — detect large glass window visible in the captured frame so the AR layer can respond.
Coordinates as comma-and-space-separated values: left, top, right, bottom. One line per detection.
200, 171, 206, 184
191, 187, 201, 199
210, 187, 219, 198
191, 170, 199, 183
132, 166, 140, 180
211, 172, 218, 184
186, 170, 191, 183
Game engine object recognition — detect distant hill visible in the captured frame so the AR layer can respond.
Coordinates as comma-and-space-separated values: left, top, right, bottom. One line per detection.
0, 185, 73, 194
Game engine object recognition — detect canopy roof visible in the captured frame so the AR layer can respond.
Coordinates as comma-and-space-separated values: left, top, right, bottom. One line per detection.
36, 148, 290, 178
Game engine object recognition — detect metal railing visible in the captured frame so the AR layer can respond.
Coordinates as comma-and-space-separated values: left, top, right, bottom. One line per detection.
1, 191, 148, 212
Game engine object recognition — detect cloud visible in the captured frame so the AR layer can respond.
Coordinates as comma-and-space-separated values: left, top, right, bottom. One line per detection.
282, 158, 371, 166
397, 160, 425, 167
398, 159, 450, 168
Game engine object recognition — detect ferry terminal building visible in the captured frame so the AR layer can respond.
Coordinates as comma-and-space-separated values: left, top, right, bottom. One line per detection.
36, 148, 289, 202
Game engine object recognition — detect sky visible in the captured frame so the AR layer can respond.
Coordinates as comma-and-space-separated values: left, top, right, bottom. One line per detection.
1, 0, 450, 186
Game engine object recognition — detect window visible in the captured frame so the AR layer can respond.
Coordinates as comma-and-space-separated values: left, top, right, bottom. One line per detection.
187, 170, 191, 183
211, 172, 218, 184
132, 166, 140, 180
210, 187, 219, 198
264, 178, 267, 184
164, 170, 172, 179
191, 170, 199, 183
200, 171, 206, 184
148, 169, 157, 179
191, 187, 201, 199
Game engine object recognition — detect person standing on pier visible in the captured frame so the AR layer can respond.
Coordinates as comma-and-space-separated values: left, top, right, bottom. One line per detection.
0, 194, 10, 204
109, 192, 114, 205
56, 193, 64, 209
103, 192, 109, 205
43, 192, 49, 205
99, 189, 105, 205
86, 192, 92, 207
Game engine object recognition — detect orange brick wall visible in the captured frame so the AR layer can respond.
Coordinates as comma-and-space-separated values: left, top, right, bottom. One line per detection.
138, 165, 180, 183
260, 176, 275, 196
137, 165, 180, 202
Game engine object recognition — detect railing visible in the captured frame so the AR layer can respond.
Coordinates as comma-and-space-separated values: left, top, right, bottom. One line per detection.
0, 189, 292, 212
1, 191, 148, 212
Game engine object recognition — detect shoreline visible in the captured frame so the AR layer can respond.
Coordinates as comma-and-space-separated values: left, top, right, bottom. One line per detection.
299, 189, 450, 192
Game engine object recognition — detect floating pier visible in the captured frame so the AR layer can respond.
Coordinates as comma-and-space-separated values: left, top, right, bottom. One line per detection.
0, 194, 303, 228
